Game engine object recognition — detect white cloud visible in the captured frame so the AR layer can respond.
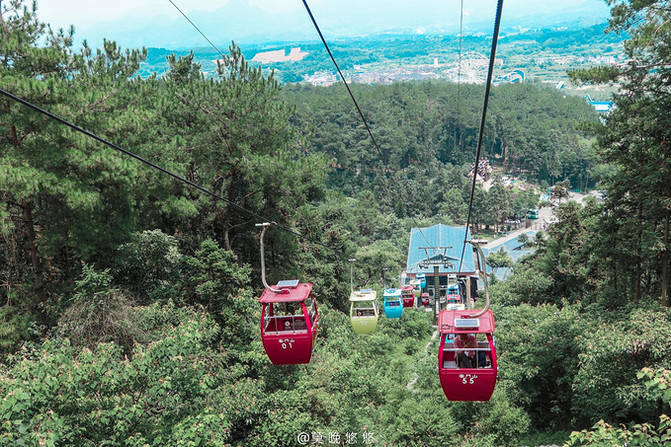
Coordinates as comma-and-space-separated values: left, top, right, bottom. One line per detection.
37, 0, 228, 28
247, 0, 302, 14
31, 0, 610, 48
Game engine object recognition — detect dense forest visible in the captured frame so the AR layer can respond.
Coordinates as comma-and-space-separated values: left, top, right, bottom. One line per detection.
282, 81, 599, 195
1, 0, 670, 446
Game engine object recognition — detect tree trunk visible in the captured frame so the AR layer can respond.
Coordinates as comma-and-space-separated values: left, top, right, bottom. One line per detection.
662, 215, 669, 307
22, 203, 40, 288
635, 205, 642, 301
224, 228, 232, 251
4, 100, 19, 148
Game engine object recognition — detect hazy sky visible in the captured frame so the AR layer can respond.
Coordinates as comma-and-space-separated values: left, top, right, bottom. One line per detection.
35, 0, 611, 49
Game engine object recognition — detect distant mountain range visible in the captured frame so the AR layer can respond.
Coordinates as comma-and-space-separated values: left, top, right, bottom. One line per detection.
68, 0, 611, 50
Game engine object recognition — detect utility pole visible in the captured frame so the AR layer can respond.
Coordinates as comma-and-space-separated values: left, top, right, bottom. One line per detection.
433, 265, 441, 322
418, 246, 453, 325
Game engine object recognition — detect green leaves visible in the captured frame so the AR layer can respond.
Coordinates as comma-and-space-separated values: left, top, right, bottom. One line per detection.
637, 368, 671, 404
0, 306, 232, 447
565, 415, 671, 447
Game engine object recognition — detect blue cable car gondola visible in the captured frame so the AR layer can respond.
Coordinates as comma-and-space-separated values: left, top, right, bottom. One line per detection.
416, 273, 427, 289
383, 288, 403, 318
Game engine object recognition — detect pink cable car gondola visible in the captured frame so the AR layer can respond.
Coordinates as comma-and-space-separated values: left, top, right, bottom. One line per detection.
260, 280, 319, 365
438, 309, 497, 401
256, 223, 319, 365
437, 241, 497, 401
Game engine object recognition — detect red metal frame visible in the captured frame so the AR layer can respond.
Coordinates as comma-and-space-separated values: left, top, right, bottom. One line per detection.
446, 293, 462, 304
401, 285, 414, 308
437, 310, 497, 401
259, 282, 319, 365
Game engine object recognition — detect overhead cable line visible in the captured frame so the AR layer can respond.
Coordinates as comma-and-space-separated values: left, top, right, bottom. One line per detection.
417, 226, 432, 248
164, 0, 353, 258
458, 0, 504, 272
0, 87, 336, 251
300, 0, 387, 165
167, 0, 225, 58
456, 0, 464, 120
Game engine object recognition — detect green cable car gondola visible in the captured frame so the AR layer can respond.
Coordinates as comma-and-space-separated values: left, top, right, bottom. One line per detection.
350, 289, 379, 335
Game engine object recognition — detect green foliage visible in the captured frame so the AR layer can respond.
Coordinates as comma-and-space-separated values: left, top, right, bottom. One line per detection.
0, 306, 35, 356
565, 415, 671, 447
473, 391, 532, 446
491, 262, 553, 306
3, 1, 671, 445
488, 175, 512, 232
1, 305, 232, 446
488, 248, 514, 269
180, 239, 256, 348
115, 230, 182, 304
495, 303, 587, 428
282, 81, 598, 206
355, 240, 404, 287
571, 309, 671, 425
637, 368, 671, 405
58, 264, 139, 354
517, 200, 603, 305
386, 397, 460, 447
568, 0, 671, 308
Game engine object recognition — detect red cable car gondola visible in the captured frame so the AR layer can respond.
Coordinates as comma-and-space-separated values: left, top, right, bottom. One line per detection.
437, 241, 497, 401
256, 223, 319, 365
401, 285, 415, 308
260, 280, 319, 365
437, 309, 497, 401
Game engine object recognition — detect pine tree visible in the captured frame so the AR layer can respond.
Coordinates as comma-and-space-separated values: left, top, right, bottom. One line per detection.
569, 0, 671, 305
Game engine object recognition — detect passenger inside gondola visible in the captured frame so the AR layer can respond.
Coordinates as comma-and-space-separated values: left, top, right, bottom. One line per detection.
445, 333, 492, 368
264, 302, 307, 332
455, 333, 477, 367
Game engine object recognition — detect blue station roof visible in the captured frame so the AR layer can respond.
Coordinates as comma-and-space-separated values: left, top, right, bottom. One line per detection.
406, 224, 475, 275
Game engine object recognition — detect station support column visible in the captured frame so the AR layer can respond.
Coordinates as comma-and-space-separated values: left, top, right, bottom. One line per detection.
433, 265, 440, 324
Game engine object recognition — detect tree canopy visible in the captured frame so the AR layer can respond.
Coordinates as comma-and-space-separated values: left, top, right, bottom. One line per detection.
1, 1, 671, 446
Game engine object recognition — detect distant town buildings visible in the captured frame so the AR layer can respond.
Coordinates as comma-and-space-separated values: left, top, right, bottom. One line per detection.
303, 71, 337, 87
584, 94, 614, 114
292, 47, 623, 91
494, 69, 525, 85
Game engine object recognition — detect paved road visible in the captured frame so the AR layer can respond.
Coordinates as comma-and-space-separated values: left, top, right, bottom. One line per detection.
484, 190, 600, 249
484, 222, 540, 250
